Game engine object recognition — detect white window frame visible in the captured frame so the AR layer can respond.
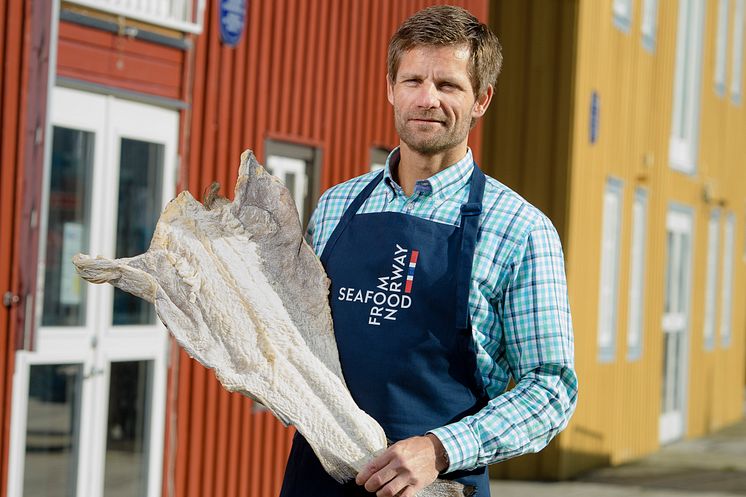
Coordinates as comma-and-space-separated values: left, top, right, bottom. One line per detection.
627, 188, 648, 361
264, 140, 321, 231
731, 0, 745, 103
266, 155, 309, 221
598, 178, 624, 362
370, 147, 391, 172
703, 209, 720, 350
7, 87, 176, 497
660, 204, 694, 444
720, 213, 735, 346
642, 0, 660, 52
66, 0, 206, 33
669, 0, 706, 174
613, 0, 634, 32
715, 0, 730, 96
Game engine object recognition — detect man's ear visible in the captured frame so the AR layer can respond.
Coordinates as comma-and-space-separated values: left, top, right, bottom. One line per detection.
386, 73, 395, 105
472, 84, 494, 118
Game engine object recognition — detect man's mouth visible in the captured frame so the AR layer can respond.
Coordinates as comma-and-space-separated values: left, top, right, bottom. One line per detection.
409, 118, 444, 125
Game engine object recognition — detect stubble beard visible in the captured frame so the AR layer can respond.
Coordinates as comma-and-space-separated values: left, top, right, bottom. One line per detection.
394, 110, 470, 156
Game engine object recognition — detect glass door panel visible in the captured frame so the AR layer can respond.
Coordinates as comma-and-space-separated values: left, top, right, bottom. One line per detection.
112, 138, 164, 326
660, 208, 692, 443
42, 128, 95, 327
103, 361, 153, 497
9, 87, 176, 497
23, 364, 83, 497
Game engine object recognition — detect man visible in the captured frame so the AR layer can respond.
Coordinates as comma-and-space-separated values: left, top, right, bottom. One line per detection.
280, 6, 577, 497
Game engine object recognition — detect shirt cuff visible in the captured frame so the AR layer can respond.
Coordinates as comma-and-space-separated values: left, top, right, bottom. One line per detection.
428, 422, 480, 473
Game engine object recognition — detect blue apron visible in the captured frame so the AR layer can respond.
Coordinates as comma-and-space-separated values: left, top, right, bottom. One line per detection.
280, 158, 491, 497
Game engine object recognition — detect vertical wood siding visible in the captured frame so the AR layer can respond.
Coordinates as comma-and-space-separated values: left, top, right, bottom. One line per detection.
687, 0, 746, 438
56, 20, 186, 100
482, 0, 577, 248
0, 0, 52, 495
560, 0, 746, 478
0, 0, 26, 494
169, 1, 488, 496
483, 0, 578, 480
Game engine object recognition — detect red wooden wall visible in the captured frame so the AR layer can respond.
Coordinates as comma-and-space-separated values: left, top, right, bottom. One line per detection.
170, 1, 488, 497
57, 20, 186, 100
0, 0, 52, 495
0, 0, 26, 493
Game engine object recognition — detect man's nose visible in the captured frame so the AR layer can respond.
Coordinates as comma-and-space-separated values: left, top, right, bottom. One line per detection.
414, 83, 440, 108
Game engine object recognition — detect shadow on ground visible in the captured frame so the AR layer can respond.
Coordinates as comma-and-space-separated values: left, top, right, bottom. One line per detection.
581, 467, 746, 495
578, 419, 746, 495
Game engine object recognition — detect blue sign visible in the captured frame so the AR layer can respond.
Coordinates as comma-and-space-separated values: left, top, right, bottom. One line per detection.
219, 0, 246, 47
590, 91, 600, 144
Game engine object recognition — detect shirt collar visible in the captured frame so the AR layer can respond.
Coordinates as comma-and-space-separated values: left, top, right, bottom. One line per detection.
383, 147, 474, 199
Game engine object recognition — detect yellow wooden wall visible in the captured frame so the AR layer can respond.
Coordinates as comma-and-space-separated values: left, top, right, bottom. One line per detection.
481, 0, 577, 245
691, 0, 746, 436
560, 0, 746, 478
483, 0, 745, 480
482, 0, 578, 479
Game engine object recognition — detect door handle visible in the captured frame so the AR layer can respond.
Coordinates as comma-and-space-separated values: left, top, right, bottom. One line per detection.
3, 292, 19, 308
84, 367, 105, 379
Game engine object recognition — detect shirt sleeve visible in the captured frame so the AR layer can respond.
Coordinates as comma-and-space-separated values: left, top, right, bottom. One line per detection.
304, 204, 319, 248
429, 215, 578, 472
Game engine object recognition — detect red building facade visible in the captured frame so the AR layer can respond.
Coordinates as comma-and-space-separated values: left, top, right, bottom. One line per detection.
0, 1, 488, 497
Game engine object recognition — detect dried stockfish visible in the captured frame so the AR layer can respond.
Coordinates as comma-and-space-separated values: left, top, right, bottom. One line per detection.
73, 151, 472, 497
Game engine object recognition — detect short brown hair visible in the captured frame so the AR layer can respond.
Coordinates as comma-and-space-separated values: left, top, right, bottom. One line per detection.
387, 5, 503, 97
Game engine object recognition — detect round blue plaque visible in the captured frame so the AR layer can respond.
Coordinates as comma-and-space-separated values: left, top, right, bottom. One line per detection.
219, 0, 246, 47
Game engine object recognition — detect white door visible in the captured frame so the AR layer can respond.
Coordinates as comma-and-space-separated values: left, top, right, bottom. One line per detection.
266, 155, 308, 221
659, 206, 693, 444
7, 87, 178, 497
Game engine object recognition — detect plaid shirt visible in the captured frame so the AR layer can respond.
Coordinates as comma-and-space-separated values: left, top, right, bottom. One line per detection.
307, 148, 577, 472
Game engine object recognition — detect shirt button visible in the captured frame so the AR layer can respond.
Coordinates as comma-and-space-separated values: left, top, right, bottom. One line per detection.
405, 202, 414, 212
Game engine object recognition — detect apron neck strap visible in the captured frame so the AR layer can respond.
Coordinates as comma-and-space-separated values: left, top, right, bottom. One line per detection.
320, 156, 486, 277
320, 169, 384, 264
455, 164, 486, 329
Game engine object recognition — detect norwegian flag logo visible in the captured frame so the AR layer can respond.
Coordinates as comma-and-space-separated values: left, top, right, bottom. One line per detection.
405, 250, 419, 293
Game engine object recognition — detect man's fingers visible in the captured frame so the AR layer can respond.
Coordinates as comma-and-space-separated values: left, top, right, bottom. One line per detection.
356, 451, 392, 485
375, 474, 409, 497
357, 436, 439, 495
364, 464, 399, 493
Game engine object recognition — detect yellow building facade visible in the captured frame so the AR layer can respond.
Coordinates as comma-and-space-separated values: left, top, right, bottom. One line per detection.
483, 0, 746, 479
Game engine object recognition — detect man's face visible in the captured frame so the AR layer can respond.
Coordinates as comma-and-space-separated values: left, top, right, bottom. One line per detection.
387, 44, 492, 156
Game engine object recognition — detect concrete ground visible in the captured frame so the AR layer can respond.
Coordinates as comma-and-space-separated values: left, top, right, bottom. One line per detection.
490, 417, 746, 497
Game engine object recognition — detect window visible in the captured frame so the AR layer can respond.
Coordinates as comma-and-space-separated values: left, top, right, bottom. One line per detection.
265, 140, 321, 230
642, 0, 659, 51
669, 0, 706, 173
720, 213, 735, 346
732, 0, 745, 103
661, 205, 694, 443
715, 0, 730, 95
42, 127, 94, 327
10, 87, 177, 497
627, 188, 648, 360
370, 147, 391, 172
65, 0, 205, 33
598, 178, 623, 362
703, 209, 720, 350
613, 0, 633, 32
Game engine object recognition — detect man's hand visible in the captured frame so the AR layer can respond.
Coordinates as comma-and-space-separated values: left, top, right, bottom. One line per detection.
355, 434, 448, 497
